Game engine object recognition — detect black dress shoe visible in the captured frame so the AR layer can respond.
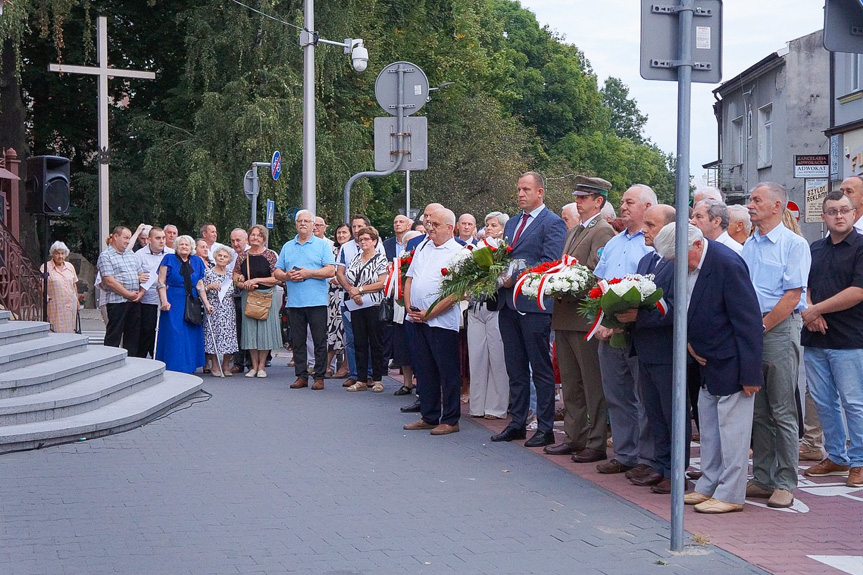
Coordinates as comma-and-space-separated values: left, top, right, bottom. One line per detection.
524, 430, 555, 448
490, 427, 527, 442
543, 442, 576, 455
400, 400, 422, 413
629, 470, 664, 487
572, 447, 608, 463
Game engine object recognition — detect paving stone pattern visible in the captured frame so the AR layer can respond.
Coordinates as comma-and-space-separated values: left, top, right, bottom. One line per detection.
0, 361, 767, 575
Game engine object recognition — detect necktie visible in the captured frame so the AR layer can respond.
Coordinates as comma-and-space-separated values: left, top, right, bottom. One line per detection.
513, 213, 530, 245
646, 253, 660, 274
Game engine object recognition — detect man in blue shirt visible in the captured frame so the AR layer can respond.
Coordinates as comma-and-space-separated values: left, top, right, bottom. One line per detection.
275, 209, 336, 390
592, 184, 657, 481
742, 182, 811, 508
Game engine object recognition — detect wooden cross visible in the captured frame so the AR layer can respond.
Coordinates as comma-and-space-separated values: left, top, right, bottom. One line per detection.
49, 15, 156, 250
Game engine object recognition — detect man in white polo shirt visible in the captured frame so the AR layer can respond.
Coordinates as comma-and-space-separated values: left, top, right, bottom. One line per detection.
403, 208, 464, 436
136, 227, 174, 358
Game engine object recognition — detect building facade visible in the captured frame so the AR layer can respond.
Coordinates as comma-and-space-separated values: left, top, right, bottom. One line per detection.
826, 51, 863, 190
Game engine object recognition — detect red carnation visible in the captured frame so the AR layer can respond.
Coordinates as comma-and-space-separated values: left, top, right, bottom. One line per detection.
441, 268, 449, 276
608, 278, 622, 285
506, 246, 513, 253
589, 287, 603, 299
466, 244, 474, 250
489, 245, 498, 252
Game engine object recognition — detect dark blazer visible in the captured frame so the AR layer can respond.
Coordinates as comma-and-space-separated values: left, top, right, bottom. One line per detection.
687, 239, 763, 396
498, 207, 567, 314
630, 253, 674, 363
551, 217, 615, 331
383, 236, 398, 261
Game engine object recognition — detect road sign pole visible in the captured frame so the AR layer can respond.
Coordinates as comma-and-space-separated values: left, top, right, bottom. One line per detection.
250, 165, 259, 227
406, 170, 411, 220
670, 0, 695, 553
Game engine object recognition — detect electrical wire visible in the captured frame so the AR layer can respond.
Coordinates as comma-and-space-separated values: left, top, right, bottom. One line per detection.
228, 0, 306, 32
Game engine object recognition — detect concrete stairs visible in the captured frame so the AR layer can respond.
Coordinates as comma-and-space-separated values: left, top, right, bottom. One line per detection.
0, 309, 203, 453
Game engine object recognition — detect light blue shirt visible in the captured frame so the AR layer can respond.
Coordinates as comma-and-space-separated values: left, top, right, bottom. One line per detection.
275, 235, 336, 308
741, 223, 811, 313
593, 229, 653, 280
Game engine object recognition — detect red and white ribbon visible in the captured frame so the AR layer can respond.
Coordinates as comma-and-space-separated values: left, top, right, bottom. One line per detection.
513, 254, 578, 311
656, 297, 668, 317
384, 257, 402, 300
584, 279, 609, 341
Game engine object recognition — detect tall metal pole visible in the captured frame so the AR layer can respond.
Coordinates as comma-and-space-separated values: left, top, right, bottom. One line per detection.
406, 170, 411, 218
670, 0, 694, 553
250, 165, 259, 227
302, 0, 316, 214
97, 17, 110, 250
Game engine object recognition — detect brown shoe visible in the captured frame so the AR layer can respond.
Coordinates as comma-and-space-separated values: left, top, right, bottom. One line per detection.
799, 447, 825, 461
630, 470, 663, 487
686, 469, 703, 480
694, 498, 743, 514
230, 365, 244, 374
650, 477, 672, 494
342, 377, 357, 388
572, 448, 607, 463
596, 458, 634, 474
684, 491, 711, 505
312, 378, 325, 390
624, 463, 654, 481
403, 419, 436, 431
430, 423, 460, 435
554, 406, 566, 422
767, 488, 794, 508
847, 467, 863, 487
290, 378, 308, 389
745, 480, 772, 499
804, 457, 850, 477
543, 442, 576, 456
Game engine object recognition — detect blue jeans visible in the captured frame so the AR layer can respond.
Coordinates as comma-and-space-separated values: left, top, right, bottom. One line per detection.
804, 347, 863, 468
341, 306, 371, 380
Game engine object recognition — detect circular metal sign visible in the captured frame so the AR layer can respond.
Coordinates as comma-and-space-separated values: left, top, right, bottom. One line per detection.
374, 61, 429, 117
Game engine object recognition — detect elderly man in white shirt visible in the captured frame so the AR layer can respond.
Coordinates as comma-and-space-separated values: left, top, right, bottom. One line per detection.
402, 208, 464, 436
690, 199, 743, 255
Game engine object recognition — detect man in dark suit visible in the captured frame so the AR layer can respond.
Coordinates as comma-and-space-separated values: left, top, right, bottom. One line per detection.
491, 171, 567, 447
615, 205, 689, 494
654, 223, 763, 513
545, 176, 615, 461
382, 215, 413, 371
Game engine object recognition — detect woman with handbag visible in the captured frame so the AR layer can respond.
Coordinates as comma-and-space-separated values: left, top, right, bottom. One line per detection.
233, 225, 281, 378
155, 235, 212, 373
344, 226, 389, 392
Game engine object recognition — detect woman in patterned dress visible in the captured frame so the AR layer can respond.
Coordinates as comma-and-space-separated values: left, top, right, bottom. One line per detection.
41, 241, 79, 333
325, 224, 351, 378
203, 246, 238, 376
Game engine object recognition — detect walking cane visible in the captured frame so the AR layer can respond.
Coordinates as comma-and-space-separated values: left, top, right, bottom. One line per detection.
203, 295, 225, 377
153, 306, 162, 358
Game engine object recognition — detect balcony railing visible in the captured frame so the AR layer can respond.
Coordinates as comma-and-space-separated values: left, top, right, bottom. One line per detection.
0, 219, 43, 321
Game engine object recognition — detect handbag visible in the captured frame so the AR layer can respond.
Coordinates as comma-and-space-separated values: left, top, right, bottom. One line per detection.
179, 255, 204, 325
378, 297, 394, 324
244, 256, 273, 320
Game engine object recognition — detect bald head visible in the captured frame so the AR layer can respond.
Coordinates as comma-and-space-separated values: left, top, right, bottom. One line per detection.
642, 204, 676, 247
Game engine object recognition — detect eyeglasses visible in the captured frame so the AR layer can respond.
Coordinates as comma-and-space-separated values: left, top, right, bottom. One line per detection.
358, 236, 373, 242
824, 207, 854, 217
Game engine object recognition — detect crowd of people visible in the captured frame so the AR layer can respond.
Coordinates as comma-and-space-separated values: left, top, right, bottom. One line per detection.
69, 171, 863, 517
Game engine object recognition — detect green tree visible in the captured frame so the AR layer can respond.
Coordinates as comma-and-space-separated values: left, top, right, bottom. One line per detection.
601, 76, 648, 144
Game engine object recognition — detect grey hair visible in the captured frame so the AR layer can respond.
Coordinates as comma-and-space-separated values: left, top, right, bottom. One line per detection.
600, 202, 616, 219
696, 199, 729, 230
653, 223, 703, 261
230, 227, 248, 238
437, 208, 457, 227
49, 241, 70, 256
727, 205, 752, 235
199, 223, 216, 236
634, 184, 657, 207
751, 182, 787, 211
295, 209, 314, 222
694, 186, 724, 203
213, 246, 233, 261
562, 202, 578, 215
175, 235, 195, 250
485, 211, 510, 227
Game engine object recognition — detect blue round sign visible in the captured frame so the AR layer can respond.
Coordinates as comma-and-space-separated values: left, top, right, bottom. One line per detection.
271, 151, 281, 181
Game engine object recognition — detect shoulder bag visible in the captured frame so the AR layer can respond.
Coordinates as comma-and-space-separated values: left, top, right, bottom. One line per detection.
244, 255, 273, 320
179, 255, 204, 325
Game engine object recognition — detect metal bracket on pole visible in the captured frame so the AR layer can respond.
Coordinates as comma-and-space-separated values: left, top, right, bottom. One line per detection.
650, 60, 713, 71
651, 4, 713, 15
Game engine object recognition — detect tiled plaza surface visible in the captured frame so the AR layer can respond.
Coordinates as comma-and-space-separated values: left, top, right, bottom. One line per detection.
0, 357, 769, 575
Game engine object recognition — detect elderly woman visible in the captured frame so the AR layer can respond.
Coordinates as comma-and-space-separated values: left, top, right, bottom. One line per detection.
233, 225, 281, 378
41, 241, 79, 333
325, 224, 351, 378
156, 235, 212, 373
467, 211, 511, 419
203, 246, 239, 376
344, 226, 389, 392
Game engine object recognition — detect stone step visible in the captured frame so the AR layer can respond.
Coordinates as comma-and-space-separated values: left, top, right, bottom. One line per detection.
0, 309, 11, 323
0, 358, 166, 426
82, 331, 105, 346
0, 320, 50, 346
0, 371, 203, 454
0, 332, 89, 372
0, 345, 128, 399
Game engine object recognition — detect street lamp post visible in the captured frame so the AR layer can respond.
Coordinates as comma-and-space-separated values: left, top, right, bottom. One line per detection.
299, 0, 367, 215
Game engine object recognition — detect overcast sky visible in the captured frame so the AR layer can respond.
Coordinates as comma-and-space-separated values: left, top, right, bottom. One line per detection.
519, 1, 826, 184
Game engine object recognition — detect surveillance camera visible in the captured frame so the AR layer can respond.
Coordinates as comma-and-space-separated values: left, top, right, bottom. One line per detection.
351, 45, 368, 72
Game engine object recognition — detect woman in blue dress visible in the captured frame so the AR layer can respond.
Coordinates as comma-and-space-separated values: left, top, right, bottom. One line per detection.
155, 235, 213, 373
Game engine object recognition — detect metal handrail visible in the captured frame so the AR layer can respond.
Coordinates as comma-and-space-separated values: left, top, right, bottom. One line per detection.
0, 220, 43, 321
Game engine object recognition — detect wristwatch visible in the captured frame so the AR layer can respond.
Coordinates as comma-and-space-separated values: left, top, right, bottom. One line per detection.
359, 286, 364, 294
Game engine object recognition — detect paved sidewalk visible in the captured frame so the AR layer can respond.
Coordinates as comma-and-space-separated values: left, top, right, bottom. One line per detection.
0, 358, 765, 575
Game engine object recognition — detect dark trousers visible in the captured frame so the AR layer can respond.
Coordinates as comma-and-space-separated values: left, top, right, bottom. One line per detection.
136, 303, 159, 358
639, 359, 691, 477
288, 306, 327, 379
382, 323, 394, 366
499, 307, 556, 432
105, 302, 141, 357
352, 306, 385, 382
410, 322, 460, 426
687, 360, 701, 430
233, 295, 250, 367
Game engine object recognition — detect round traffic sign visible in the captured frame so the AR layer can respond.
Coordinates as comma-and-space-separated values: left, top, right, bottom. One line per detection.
787, 200, 800, 221
374, 61, 429, 117
271, 151, 281, 181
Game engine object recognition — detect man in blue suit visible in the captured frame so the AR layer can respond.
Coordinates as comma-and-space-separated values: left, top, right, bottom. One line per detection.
491, 172, 566, 447
654, 223, 763, 514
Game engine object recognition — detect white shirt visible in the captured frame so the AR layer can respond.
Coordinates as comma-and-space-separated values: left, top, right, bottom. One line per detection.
137, 245, 175, 305
715, 230, 743, 254
207, 241, 234, 266
686, 240, 709, 306
855, 213, 863, 235
406, 237, 464, 332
